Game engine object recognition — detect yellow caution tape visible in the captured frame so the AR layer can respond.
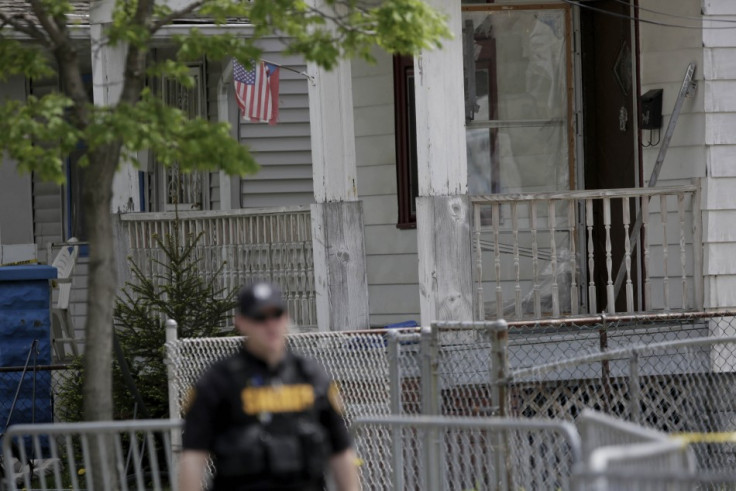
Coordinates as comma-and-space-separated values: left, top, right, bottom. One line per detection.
0, 258, 38, 267
673, 432, 736, 444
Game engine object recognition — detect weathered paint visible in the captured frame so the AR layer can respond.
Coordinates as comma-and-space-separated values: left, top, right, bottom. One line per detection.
417, 195, 474, 326
91, 0, 141, 213
311, 201, 370, 331
307, 8, 368, 330
414, 0, 474, 326
414, 0, 467, 197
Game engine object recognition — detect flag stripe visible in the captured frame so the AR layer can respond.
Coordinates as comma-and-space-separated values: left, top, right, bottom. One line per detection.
233, 60, 280, 125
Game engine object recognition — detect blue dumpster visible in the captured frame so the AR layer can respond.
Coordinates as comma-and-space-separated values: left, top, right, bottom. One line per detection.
0, 265, 56, 433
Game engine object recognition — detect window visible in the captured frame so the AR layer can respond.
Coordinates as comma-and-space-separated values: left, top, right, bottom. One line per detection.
153, 64, 208, 211
66, 142, 87, 241
463, 4, 574, 194
64, 73, 93, 246
393, 2, 573, 225
393, 55, 418, 229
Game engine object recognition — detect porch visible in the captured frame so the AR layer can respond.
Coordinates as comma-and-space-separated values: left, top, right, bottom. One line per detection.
472, 182, 703, 320
113, 182, 703, 328
115, 206, 317, 331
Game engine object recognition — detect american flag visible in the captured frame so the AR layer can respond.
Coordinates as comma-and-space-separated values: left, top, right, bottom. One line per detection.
233, 59, 280, 125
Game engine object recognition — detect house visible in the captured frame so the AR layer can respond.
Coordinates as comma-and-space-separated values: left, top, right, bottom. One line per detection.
1, 0, 736, 345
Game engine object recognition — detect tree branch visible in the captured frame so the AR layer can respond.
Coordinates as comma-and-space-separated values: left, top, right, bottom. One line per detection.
0, 11, 53, 47
150, 0, 207, 34
27, 0, 90, 127
28, 0, 68, 48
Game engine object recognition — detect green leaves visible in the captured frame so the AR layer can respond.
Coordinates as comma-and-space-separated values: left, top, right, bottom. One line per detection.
238, 0, 452, 69
0, 0, 450, 187
0, 94, 79, 183
109, 91, 258, 176
0, 40, 54, 80
372, 0, 452, 53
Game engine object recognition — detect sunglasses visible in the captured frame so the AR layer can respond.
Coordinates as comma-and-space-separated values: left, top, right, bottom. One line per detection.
247, 309, 285, 323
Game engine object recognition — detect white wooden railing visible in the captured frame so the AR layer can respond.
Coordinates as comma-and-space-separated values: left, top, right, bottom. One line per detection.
118, 206, 316, 330
472, 184, 703, 320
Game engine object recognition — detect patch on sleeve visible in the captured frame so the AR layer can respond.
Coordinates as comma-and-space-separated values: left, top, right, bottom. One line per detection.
328, 382, 345, 415
182, 387, 196, 415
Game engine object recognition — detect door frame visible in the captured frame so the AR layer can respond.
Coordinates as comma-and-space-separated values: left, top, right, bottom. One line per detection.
574, 0, 644, 312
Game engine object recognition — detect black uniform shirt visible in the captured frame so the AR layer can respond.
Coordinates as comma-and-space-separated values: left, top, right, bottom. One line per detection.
182, 346, 352, 491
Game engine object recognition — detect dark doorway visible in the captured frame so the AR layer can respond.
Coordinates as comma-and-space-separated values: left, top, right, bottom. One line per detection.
581, 0, 639, 312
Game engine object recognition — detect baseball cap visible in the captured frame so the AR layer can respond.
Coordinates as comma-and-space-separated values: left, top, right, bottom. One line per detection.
237, 281, 286, 319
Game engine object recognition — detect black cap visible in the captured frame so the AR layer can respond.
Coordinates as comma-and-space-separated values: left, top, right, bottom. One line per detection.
237, 281, 285, 318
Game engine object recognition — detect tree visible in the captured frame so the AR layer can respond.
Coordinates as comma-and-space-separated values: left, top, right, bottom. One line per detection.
0, 0, 450, 423
57, 227, 237, 423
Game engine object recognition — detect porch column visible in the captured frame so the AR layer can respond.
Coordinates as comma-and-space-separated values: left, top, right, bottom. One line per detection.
414, 0, 474, 326
91, 0, 140, 213
308, 51, 370, 331
217, 61, 240, 210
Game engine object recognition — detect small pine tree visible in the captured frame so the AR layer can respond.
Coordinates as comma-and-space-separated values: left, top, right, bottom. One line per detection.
113, 228, 237, 419
57, 226, 236, 421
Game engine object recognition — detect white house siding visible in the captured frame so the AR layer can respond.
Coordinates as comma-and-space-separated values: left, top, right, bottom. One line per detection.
632, 0, 705, 310
0, 77, 34, 255
29, 76, 64, 264
702, 0, 736, 311
25, 73, 90, 345
353, 50, 421, 327
239, 42, 313, 208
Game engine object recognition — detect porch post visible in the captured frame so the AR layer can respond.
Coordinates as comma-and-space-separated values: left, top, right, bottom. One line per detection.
217, 60, 240, 210
414, 0, 474, 326
90, 0, 140, 213
307, 7, 370, 331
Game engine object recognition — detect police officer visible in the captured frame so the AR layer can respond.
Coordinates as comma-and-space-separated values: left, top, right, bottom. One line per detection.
178, 281, 360, 491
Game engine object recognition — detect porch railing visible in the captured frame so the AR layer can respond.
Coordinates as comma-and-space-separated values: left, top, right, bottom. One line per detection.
471, 184, 702, 320
118, 206, 316, 330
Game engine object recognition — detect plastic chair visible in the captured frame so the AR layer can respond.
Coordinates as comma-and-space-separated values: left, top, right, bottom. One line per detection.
50, 238, 80, 362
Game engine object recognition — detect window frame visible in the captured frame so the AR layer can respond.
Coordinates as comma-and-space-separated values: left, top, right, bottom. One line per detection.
393, 54, 418, 229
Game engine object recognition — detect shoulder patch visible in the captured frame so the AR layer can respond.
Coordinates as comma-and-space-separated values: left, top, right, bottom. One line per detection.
328, 381, 346, 415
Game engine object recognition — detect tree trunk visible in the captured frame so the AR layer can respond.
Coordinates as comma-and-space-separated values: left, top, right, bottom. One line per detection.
82, 144, 121, 423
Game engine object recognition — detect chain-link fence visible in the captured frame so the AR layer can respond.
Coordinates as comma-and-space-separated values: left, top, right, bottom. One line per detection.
164, 311, 736, 489
504, 314, 736, 473
0, 363, 81, 434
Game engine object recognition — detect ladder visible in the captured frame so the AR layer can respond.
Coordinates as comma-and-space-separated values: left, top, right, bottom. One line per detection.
609, 62, 698, 312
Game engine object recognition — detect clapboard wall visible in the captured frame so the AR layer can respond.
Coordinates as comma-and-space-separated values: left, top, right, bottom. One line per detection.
352, 49, 421, 326
701, 0, 736, 311
239, 41, 314, 208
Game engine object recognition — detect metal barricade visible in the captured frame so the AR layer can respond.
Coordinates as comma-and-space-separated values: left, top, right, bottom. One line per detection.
352, 415, 582, 491
1, 419, 182, 491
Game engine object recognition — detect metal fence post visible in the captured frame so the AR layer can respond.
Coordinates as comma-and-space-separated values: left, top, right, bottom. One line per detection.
420, 327, 441, 491
165, 319, 181, 484
629, 350, 641, 424
490, 320, 510, 491
387, 330, 404, 490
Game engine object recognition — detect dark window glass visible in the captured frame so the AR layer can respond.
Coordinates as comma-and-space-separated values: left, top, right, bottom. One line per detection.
393, 55, 418, 229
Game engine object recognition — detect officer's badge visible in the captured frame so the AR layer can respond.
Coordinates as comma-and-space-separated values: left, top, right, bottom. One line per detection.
328, 382, 345, 415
